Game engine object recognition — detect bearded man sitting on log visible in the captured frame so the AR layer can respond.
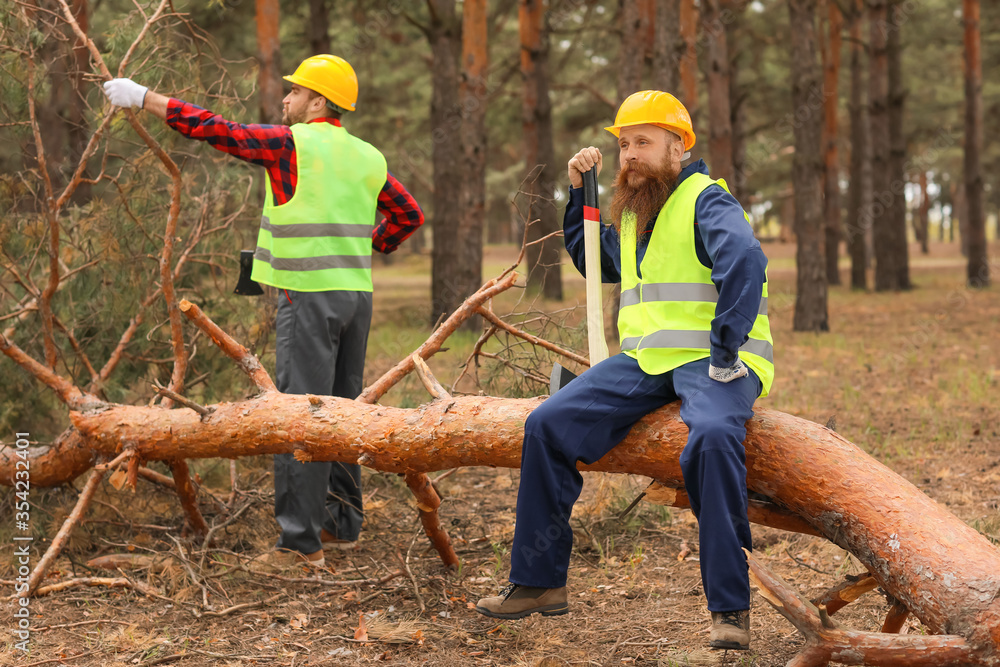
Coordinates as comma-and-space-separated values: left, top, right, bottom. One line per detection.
475, 91, 774, 652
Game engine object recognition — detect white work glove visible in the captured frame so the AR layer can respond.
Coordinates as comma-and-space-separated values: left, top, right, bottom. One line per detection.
709, 359, 749, 383
103, 78, 148, 109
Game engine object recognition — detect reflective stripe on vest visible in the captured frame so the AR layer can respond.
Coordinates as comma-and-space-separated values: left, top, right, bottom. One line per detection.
620, 283, 768, 315
616, 172, 775, 396
259, 216, 375, 239
620, 331, 774, 363
251, 122, 387, 292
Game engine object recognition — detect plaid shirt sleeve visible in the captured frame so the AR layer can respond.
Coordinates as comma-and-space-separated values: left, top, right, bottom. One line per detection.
165, 99, 296, 204
372, 172, 425, 254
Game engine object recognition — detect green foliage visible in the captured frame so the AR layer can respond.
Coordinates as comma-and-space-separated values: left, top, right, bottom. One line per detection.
1, 0, 998, 439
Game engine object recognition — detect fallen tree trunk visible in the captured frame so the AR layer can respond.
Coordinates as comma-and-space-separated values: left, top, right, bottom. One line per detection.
25, 391, 991, 662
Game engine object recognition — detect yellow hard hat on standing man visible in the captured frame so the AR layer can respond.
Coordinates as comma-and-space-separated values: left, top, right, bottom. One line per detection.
283, 54, 359, 112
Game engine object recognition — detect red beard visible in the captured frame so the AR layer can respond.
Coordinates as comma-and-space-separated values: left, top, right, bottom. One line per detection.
609, 159, 681, 239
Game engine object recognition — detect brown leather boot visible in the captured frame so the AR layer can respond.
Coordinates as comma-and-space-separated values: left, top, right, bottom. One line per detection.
475, 583, 568, 619
320, 528, 358, 552
709, 609, 750, 650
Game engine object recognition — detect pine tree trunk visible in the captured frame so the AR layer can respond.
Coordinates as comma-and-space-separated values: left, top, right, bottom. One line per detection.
618, 0, 644, 98
520, 0, 563, 300
703, 0, 734, 187
428, 0, 468, 324
727, 3, 748, 207
963, 0, 989, 287
255, 0, 283, 124
887, 0, 911, 289
679, 0, 700, 162
457, 0, 488, 329
4, 394, 996, 661
917, 170, 930, 254
846, 0, 869, 290
307, 0, 331, 55
789, 0, 829, 332
652, 0, 681, 93
869, 0, 904, 291
821, 0, 843, 285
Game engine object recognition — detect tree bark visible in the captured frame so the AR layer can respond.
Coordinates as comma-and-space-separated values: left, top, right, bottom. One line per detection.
821, 0, 843, 285
520, 0, 562, 300
963, 0, 988, 288
679, 0, 700, 162
307, 0, 332, 55
886, 0, 910, 290
618, 0, 644, 98
789, 0, 829, 332
917, 170, 930, 254
869, 0, 905, 291
651, 0, 681, 94
456, 0, 488, 331
255, 0, 283, 124
846, 0, 869, 290
703, 0, 735, 187
428, 0, 468, 324
727, 1, 748, 207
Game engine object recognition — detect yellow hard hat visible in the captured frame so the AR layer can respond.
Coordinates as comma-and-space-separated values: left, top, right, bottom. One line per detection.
283, 54, 358, 112
605, 90, 696, 151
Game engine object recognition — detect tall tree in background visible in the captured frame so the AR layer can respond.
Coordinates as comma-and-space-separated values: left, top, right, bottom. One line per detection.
788, 0, 828, 331
255, 0, 283, 124
457, 0, 488, 318
963, 0, 988, 288
846, 0, 870, 290
652, 0, 682, 93
618, 0, 644, 98
886, 0, 910, 290
869, 0, 906, 291
425, 0, 468, 324
679, 0, 699, 161
308, 0, 332, 54
703, 0, 735, 187
820, 0, 842, 285
727, 1, 749, 206
916, 171, 930, 254
520, 0, 562, 300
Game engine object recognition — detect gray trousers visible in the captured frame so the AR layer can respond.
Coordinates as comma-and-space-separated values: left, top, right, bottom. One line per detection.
273, 288, 372, 554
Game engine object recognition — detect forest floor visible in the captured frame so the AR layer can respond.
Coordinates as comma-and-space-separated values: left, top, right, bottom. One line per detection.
2, 241, 1000, 667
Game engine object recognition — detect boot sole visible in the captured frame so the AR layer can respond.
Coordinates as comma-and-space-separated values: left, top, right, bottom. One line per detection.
709, 639, 749, 651
475, 603, 569, 620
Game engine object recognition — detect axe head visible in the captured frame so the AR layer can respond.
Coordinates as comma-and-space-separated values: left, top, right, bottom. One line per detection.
549, 362, 578, 395
233, 250, 264, 296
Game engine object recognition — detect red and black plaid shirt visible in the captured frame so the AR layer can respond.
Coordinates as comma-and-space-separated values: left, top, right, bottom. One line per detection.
165, 99, 424, 254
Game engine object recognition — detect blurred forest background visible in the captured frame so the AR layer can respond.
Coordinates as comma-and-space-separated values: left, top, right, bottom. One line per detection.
1, 0, 997, 437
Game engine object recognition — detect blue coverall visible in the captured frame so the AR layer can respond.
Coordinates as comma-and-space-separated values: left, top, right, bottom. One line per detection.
508, 160, 769, 613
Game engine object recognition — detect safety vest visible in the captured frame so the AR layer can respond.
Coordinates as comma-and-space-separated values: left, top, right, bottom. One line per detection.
618, 172, 775, 396
252, 122, 387, 292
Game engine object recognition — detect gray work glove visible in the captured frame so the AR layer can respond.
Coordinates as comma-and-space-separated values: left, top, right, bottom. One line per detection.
708, 359, 748, 383
103, 78, 148, 109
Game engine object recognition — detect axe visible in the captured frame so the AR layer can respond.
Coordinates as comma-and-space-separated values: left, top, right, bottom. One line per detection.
551, 167, 607, 393
233, 249, 264, 296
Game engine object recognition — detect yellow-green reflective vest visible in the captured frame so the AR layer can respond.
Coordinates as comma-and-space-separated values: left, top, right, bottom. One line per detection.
252, 122, 387, 292
618, 172, 775, 396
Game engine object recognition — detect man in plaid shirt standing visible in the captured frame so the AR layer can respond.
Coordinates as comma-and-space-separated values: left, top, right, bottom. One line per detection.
104, 55, 424, 569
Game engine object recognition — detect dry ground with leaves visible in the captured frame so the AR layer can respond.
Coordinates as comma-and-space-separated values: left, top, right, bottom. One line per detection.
2, 241, 999, 667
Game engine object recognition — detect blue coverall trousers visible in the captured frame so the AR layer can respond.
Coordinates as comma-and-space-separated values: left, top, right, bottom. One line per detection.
509, 353, 761, 613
